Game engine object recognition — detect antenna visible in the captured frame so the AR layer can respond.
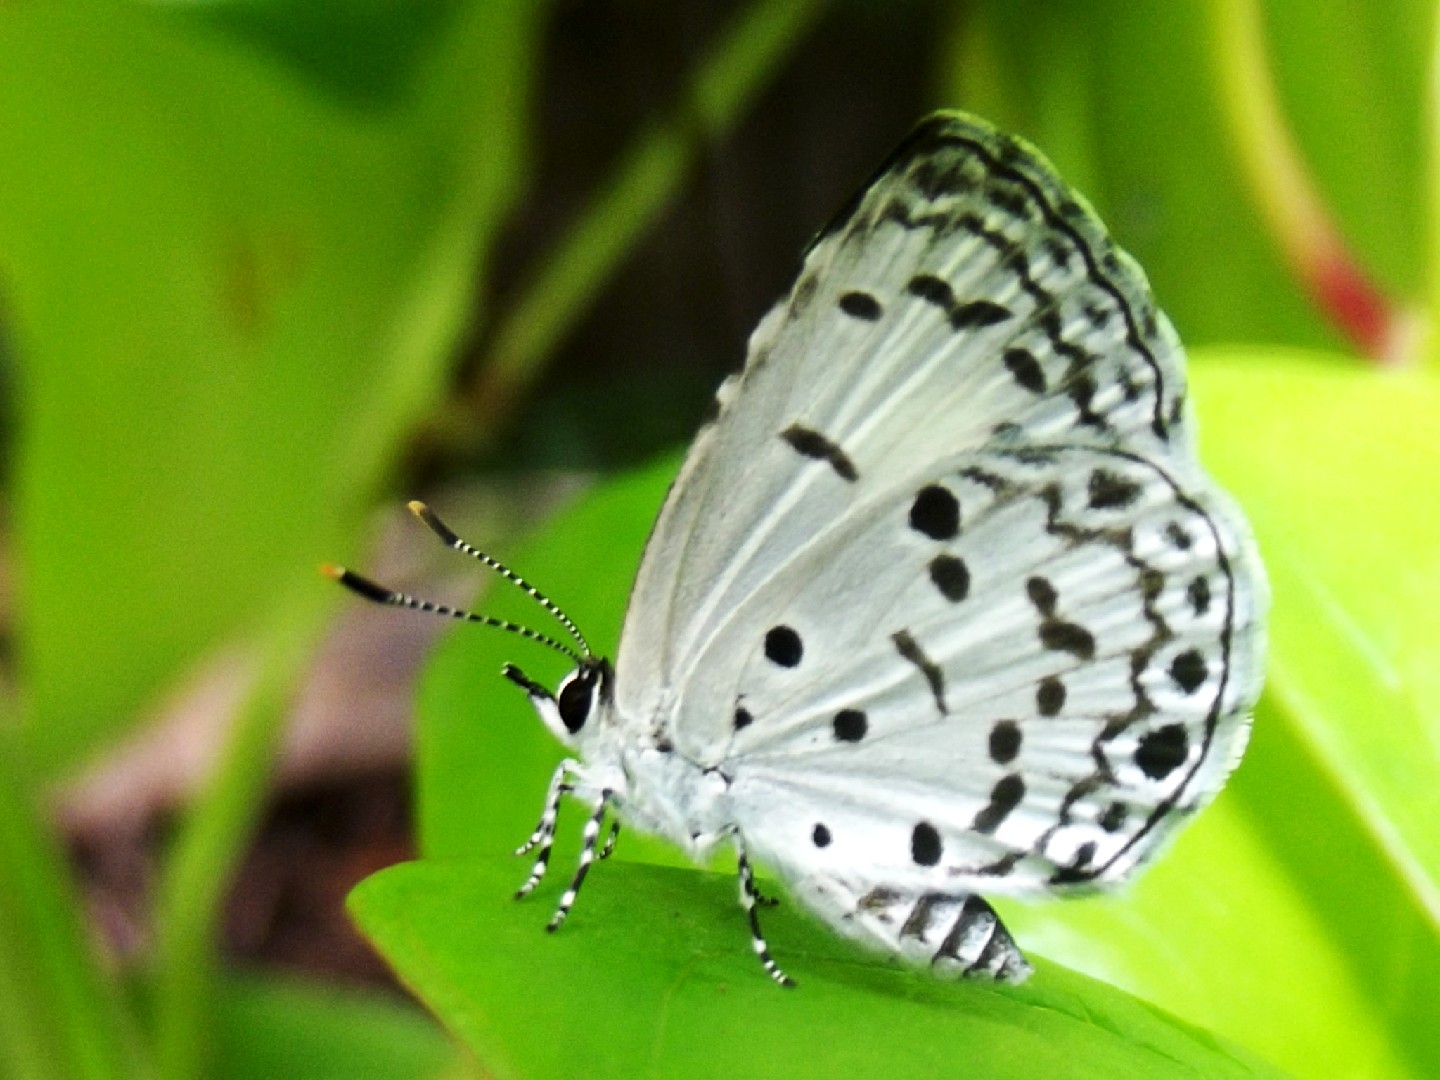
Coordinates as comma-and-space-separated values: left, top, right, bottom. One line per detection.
405, 501, 591, 657
322, 564, 586, 664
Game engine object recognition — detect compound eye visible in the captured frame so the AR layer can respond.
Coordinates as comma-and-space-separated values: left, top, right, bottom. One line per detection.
556, 666, 598, 734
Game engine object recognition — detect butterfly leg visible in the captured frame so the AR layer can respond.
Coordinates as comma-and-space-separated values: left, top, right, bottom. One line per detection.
546, 791, 613, 932
735, 844, 795, 988
515, 759, 579, 898
597, 819, 621, 860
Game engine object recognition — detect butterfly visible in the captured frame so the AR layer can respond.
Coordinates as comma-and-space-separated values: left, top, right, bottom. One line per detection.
328, 111, 1267, 987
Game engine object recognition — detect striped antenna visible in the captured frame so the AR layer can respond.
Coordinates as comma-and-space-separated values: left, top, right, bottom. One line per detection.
322, 564, 586, 665
406, 501, 591, 658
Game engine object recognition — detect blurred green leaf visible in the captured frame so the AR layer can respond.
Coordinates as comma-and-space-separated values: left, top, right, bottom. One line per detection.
944, 0, 1425, 350
212, 973, 465, 1080
0, 0, 543, 775
349, 858, 1282, 1080
0, 729, 147, 1080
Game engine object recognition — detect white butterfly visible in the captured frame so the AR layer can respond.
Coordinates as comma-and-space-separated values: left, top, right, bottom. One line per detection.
331, 112, 1267, 986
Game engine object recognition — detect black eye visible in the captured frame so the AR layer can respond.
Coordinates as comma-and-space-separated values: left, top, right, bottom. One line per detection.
557, 666, 599, 733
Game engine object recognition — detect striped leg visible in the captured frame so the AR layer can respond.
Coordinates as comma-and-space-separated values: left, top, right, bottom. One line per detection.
515, 760, 578, 899
546, 791, 613, 932
597, 820, 621, 860
736, 845, 795, 988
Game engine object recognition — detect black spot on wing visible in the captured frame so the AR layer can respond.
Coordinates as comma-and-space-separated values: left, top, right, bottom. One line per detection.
911, 822, 942, 866
910, 485, 960, 540
1036, 676, 1065, 716
1088, 468, 1142, 510
1135, 723, 1189, 780
928, 554, 970, 602
838, 290, 883, 321
1169, 649, 1207, 693
989, 720, 1022, 764
1003, 348, 1046, 394
763, 626, 803, 668
892, 630, 946, 715
1187, 575, 1211, 616
832, 709, 868, 742
906, 273, 1012, 331
973, 774, 1025, 834
780, 423, 858, 482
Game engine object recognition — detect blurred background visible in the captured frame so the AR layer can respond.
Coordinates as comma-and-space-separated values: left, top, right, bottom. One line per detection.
0, 1, 1435, 1078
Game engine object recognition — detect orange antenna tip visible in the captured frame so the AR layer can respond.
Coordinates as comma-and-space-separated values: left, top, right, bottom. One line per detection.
320, 562, 346, 580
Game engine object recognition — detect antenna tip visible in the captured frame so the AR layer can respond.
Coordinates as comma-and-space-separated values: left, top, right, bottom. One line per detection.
319, 562, 346, 580
407, 500, 430, 518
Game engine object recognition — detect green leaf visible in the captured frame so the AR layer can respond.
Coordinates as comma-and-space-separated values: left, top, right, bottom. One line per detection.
1192, 351, 1439, 914
943, 0, 1426, 349
212, 973, 464, 1080
0, 0, 542, 775
349, 858, 1281, 1080
0, 730, 147, 1080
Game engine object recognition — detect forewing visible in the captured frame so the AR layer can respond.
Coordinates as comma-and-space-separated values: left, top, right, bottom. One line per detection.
615, 112, 1201, 744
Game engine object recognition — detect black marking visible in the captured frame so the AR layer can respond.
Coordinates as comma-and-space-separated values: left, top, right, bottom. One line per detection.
764, 626, 803, 668
1026, 576, 1058, 615
812, 823, 832, 848
1136, 723, 1189, 780
838, 290, 883, 321
907, 272, 954, 308
1169, 649, 1207, 693
1041, 619, 1096, 660
892, 630, 946, 714
1003, 348, 1047, 394
1099, 801, 1128, 833
808, 118, 1174, 441
989, 720, 1022, 764
1050, 841, 1099, 885
929, 554, 970, 602
734, 707, 753, 731
989, 184, 1029, 219
1165, 521, 1193, 549
655, 737, 673, 753
1067, 371, 1106, 428
1088, 468, 1142, 510
960, 465, 1007, 492
1036, 676, 1066, 716
1187, 575, 1211, 616
1140, 567, 1165, 604
781, 423, 858, 482
907, 273, 1012, 331
911, 822, 942, 866
1028, 578, 1098, 660
973, 774, 1025, 834
900, 894, 941, 938
977, 852, 1022, 877
832, 709, 867, 743
952, 300, 1014, 329
909, 484, 960, 540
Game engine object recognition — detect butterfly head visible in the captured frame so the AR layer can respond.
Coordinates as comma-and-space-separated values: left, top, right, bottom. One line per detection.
504, 656, 613, 749
325, 501, 603, 748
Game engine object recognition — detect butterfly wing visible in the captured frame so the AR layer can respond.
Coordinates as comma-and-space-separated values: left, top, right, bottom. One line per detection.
716, 446, 1262, 889
615, 112, 1212, 744
609, 112, 1265, 966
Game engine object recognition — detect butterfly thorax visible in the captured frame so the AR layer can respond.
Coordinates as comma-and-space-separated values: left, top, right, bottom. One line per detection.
574, 697, 736, 863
